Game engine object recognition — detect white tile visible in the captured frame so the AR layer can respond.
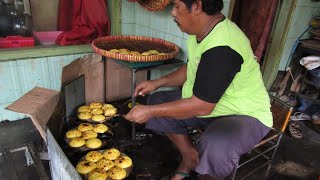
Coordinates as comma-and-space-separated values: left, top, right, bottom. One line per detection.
296, 0, 320, 7
167, 17, 184, 38
149, 29, 162, 39
222, 2, 230, 17
134, 25, 151, 36
278, 38, 297, 71
287, 6, 320, 39
0, 102, 27, 121
121, 23, 136, 35
135, 4, 151, 27
122, 0, 135, 23
16, 58, 48, 94
0, 61, 20, 103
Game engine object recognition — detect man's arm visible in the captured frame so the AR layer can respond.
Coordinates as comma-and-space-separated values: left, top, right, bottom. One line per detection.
153, 64, 187, 87
124, 94, 215, 123
149, 95, 215, 119
133, 64, 187, 96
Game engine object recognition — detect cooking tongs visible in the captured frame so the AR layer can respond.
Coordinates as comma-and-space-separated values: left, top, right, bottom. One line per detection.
110, 95, 140, 118
119, 97, 135, 107
105, 114, 122, 118
119, 94, 141, 107
104, 98, 133, 118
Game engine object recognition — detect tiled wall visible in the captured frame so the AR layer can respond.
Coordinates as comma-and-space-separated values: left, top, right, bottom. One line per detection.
278, 0, 320, 70
0, 53, 88, 121
121, 0, 231, 85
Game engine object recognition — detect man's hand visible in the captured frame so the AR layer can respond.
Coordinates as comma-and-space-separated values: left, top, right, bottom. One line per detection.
123, 105, 153, 124
134, 80, 160, 97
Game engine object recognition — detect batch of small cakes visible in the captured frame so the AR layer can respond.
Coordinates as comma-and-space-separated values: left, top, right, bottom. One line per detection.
66, 123, 108, 149
78, 102, 118, 122
65, 102, 133, 179
109, 48, 167, 56
76, 148, 133, 180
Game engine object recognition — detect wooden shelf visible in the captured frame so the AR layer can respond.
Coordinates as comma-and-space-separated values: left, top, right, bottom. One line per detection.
299, 39, 320, 56
303, 78, 320, 89
295, 92, 320, 105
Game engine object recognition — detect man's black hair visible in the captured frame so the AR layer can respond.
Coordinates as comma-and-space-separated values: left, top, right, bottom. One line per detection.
181, 0, 223, 15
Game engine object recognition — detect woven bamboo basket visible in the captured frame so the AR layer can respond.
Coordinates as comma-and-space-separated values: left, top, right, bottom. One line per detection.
138, 0, 171, 11
92, 35, 179, 62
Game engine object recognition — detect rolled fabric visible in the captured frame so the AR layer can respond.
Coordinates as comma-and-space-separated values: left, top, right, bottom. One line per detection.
300, 55, 320, 70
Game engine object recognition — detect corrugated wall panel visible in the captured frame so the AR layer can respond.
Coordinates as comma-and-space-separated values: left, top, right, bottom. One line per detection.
0, 53, 89, 121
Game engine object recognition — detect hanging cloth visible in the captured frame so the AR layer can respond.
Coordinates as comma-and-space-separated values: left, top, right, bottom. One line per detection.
56, 0, 110, 45
232, 0, 278, 63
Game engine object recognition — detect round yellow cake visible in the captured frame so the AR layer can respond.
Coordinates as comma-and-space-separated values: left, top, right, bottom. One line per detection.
90, 102, 103, 109
91, 115, 106, 122
91, 108, 104, 115
104, 107, 117, 117
78, 123, 93, 132
88, 170, 108, 180
109, 49, 121, 53
78, 112, 92, 120
119, 48, 130, 53
114, 156, 133, 168
78, 105, 91, 113
82, 130, 98, 139
65, 129, 81, 139
76, 161, 96, 174
93, 124, 108, 133
103, 148, 120, 160
147, 49, 160, 55
88, 169, 108, 180
85, 151, 103, 163
69, 137, 85, 148
96, 158, 115, 171
86, 138, 102, 149
102, 104, 115, 110
108, 167, 126, 180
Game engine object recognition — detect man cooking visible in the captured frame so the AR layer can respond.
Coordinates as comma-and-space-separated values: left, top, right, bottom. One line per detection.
124, 0, 273, 179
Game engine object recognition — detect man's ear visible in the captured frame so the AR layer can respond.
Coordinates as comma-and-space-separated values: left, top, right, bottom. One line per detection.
191, 0, 202, 15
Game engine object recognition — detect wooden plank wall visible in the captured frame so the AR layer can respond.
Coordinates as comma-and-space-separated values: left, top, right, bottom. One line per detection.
30, 0, 59, 31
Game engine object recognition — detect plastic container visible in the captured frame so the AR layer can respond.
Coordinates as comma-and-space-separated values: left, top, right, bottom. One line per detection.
0, 36, 35, 48
33, 31, 62, 45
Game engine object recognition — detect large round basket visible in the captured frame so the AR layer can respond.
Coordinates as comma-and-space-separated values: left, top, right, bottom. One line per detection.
137, 0, 171, 11
92, 35, 179, 62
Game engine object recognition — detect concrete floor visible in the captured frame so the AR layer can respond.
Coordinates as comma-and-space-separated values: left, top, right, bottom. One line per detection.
0, 118, 319, 180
